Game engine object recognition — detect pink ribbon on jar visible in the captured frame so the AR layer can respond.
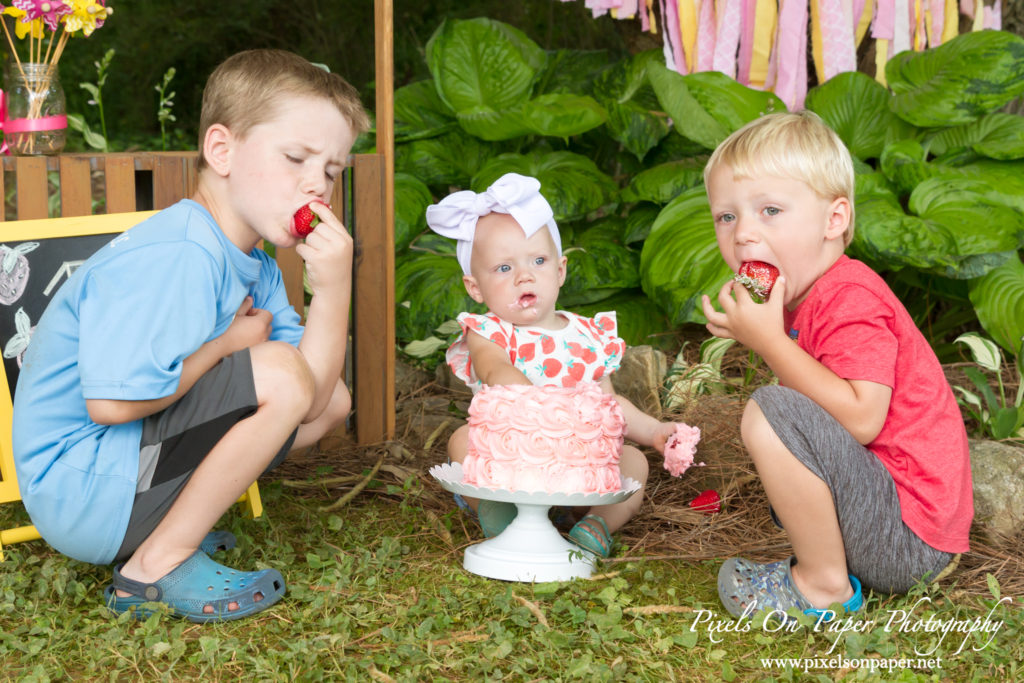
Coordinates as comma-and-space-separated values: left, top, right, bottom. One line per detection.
0, 89, 68, 155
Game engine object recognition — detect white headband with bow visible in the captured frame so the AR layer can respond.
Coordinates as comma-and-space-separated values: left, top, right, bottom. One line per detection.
425, 172, 561, 275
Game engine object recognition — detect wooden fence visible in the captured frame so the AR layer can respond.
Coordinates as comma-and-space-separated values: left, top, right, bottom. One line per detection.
0, 152, 395, 444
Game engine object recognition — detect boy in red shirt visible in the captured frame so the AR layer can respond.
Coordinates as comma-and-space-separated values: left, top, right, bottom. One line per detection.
701, 111, 972, 620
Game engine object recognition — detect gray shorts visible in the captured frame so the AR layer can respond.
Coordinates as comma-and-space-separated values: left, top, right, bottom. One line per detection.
751, 385, 953, 594
113, 349, 296, 562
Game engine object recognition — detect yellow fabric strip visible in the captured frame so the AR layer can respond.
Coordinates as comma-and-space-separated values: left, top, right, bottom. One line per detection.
972, 1, 984, 31
941, 0, 958, 42
679, 0, 698, 74
875, 38, 889, 86
810, 0, 826, 86
914, 0, 923, 50
856, 0, 875, 45
749, 0, 778, 87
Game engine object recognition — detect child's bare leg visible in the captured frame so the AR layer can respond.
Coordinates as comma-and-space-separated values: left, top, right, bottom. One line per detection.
117, 342, 315, 596
447, 424, 479, 511
588, 445, 648, 533
290, 377, 351, 450
741, 400, 854, 607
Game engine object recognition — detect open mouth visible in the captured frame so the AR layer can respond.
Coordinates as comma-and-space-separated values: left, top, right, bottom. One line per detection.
513, 293, 537, 309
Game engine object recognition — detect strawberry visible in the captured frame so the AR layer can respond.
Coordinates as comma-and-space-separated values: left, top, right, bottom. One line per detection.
540, 358, 562, 378
566, 361, 586, 383
581, 347, 598, 364
567, 341, 585, 358
292, 203, 321, 237
540, 335, 555, 354
518, 342, 536, 362
689, 489, 721, 514
734, 261, 779, 303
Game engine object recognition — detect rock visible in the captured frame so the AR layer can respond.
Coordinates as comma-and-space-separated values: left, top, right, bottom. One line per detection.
395, 357, 433, 398
611, 345, 667, 418
969, 439, 1024, 542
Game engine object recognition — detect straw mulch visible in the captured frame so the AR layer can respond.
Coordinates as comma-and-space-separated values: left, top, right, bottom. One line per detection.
270, 356, 1024, 598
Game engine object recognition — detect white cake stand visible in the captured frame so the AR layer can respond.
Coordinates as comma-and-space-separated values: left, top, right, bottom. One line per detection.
430, 462, 641, 583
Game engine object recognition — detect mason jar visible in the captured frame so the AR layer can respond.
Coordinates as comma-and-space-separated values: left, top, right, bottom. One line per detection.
4, 62, 67, 155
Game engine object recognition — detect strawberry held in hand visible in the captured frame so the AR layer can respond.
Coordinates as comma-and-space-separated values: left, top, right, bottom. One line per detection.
292, 202, 328, 237
734, 261, 779, 303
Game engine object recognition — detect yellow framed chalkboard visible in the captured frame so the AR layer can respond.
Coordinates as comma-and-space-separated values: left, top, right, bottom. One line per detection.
0, 211, 262, 560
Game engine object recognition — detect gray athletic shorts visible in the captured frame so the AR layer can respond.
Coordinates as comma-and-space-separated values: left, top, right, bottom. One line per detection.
751, 385, 953, 594
113, 349, 296, 562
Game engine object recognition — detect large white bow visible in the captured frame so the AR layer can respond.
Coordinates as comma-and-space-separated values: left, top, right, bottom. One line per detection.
425, 172, 560, 275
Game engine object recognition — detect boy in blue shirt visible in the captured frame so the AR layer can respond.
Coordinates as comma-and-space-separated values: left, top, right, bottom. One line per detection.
12, 49, 369, 622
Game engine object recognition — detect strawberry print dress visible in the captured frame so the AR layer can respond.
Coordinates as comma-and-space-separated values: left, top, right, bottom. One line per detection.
447, 310, 626, 391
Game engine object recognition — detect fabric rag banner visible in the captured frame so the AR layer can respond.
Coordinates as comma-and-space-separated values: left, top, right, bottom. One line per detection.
560, 0, 1003, 108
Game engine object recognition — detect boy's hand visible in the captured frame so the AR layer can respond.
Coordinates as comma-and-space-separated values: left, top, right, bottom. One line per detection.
295, 201, 353, 300
220, 296, 272, 354
701, 276, 788, 352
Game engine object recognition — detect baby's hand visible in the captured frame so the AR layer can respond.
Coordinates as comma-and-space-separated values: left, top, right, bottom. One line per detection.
662, 422, 703, 477
295, 202, 353, 300
651, 421, 680, 455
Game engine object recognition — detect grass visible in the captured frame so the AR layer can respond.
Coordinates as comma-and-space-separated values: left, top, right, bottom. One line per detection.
1, 475, 1021, 682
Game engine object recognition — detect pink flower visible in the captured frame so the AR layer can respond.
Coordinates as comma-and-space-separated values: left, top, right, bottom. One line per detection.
12, 0, 71, 32
663, 423, 702, 477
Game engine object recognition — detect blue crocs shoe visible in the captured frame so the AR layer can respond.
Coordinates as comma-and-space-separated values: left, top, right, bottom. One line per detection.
199, 530, 236, 555
718, 556, 862, 622
104, 550, 285, 623
568, 514, 613, 558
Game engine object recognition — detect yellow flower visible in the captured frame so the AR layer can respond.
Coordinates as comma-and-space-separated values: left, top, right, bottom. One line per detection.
63, 0, 112, 36
2, 7, 46, 40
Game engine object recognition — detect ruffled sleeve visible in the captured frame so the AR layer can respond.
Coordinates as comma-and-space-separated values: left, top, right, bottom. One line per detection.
584, 311, 626, 375
445, 312, 514, 388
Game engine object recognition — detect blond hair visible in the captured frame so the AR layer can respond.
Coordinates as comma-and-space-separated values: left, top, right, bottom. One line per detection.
704, 111, 856, 246
197, 49, 370, 170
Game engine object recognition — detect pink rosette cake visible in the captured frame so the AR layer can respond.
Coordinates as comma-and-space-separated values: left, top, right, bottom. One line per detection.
462, 383, 624, 494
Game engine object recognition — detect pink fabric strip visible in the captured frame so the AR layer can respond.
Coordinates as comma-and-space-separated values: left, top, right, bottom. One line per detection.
819, 0, 858, 77
987, 0, 1001, 29
736, 0, 758, 84
713, 0, 744, 77
665, 0, 688, 72
4, 115, 68, 133
641, 0, 650, 31
872, 0, 895, 38
929, 0, 944, 45
959, 0, 974, 21
695, 0, 718, 72
773, 0, 809, 109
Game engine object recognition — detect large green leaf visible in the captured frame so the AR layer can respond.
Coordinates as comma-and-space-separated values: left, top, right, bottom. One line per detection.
805, 71, 909, 161
640, 186, 732, 325
394, 80, 457, 143
395, 132, 499, 188
886, 30, 1024, 127
535, 49, 614, 96
648, 64, 786, 150
623, 203, 661, 244
426, 17, 545, 113
854, 172, 1024, 278
395, 252, 481, 342
574, 290, 673, 349
518, 93, 607, 138
968, 255, 1024, 356
560, 220, 640, 307
622, 159, 705, 204
394, 173, 433, 253
879, 140, 944, 195
925, 112, 1024, 161
455, 106, 535, 141
592, 50, 670, 160
473, 151, 617, 222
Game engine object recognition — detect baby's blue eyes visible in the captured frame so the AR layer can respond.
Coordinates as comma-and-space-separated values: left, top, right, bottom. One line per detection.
764, 206, 780, 216
534, 256, 546, 265
498, 264, 511, 273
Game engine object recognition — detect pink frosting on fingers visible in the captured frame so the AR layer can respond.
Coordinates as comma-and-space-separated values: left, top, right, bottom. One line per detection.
663, 423, 702, 477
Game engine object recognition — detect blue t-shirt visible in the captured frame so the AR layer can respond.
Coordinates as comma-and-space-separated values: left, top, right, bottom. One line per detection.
12, 199, 303, 564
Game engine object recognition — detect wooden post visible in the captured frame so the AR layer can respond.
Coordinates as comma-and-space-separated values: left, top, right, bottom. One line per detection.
352, 154, 393, 444
373, 0, 396, 443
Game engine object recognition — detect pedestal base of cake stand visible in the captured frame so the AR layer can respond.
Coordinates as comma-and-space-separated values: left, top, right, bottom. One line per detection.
429, 463, 641, 583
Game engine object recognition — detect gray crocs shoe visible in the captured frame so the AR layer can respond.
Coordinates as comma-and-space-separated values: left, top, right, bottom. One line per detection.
718, 556, 863, 622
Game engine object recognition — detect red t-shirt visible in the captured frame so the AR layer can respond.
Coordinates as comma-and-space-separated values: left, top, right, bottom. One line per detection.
783, 256, 972, 553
